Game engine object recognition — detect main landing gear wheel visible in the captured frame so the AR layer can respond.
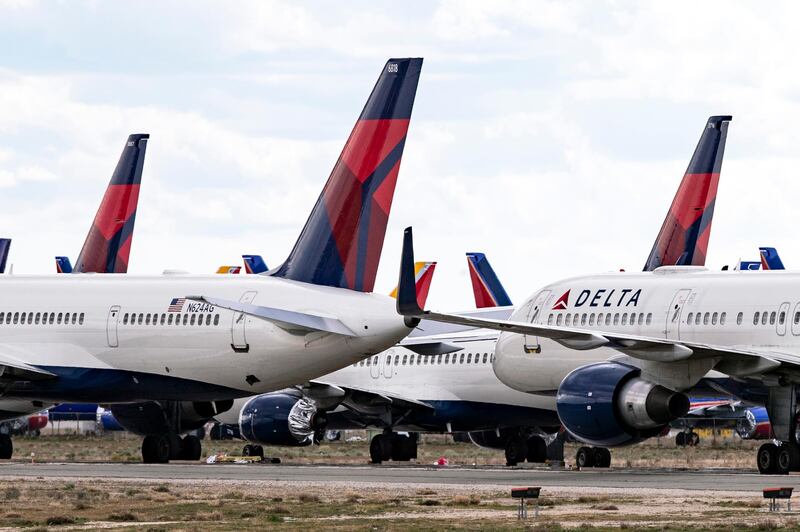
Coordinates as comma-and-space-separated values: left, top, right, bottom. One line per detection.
0, 434, 12, 459
181, 435, 202, 461
504, 435, 528, 466
390, 434, 417, 462
369, 434, 392, 464
576, 446, 595, 468
593, 447, 611, 468
526, 436, 547, 463
757, 443, 779, 474
242, 444, 265, 459
142, 435, 171, 464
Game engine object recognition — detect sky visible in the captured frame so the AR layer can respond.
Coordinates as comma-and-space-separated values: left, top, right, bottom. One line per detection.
1, 1, 800, 309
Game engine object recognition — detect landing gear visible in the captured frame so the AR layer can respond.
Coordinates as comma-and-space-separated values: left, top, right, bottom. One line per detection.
526, 435, 547, 463
369, 432, 417, 464
575, 446, 611, 468
675, 430, 700, 447
0, 434, 12, 459
505, 434, 528, 466
142, 433, 203, 463
243, 444, 265, 459
759, 384, 800, 475
181, 435, 202, 461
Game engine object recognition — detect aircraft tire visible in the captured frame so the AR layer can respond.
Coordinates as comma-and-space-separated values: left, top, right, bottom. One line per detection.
142, 435, 170, 463
390, 434, 413, 461
526, 436, 547, 463
757, 442, 779, 474
593, 447, 611, 468
0, 434, 12, 459
369, 435, 385, 464
575, 446, 595, 468
504, 435, 527, 466
688, 432, 700, 446
675, 432, 686, 447
181, 435, 202, 461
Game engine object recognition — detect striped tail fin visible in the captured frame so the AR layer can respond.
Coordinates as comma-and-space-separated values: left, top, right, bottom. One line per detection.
242, 255, 269, 274
271, 58, 423, 292
216, 266, 242, 274
644, 116, 731, 271
759, 247, 785, 270
389, 261, 436, 308
55, 256, 73, 273
466, 252, 512, 308
73, 134, 148, 273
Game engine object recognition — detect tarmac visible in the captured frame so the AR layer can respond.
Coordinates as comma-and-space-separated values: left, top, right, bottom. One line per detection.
0, 462, 796, 491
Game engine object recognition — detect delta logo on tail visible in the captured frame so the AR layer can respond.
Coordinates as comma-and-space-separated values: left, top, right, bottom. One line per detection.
644, 116, 731, 271
552, 290, 570, 310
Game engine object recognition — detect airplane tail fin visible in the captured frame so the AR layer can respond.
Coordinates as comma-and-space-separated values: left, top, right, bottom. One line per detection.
466, 252, 512, 308
216, 266, 241, 274
242, 255, 269, 274
272, 58, 423, 292
55, 256, 73, 274
74, 134, 148, 273
0, 239, 10, 274
760, 247, 785, 270
644, 116, 731, 271
389, 261, 436, 307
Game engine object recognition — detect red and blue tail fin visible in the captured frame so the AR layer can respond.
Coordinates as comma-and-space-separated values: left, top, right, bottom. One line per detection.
644, 116, 731, 271
242, 255, 268, 274
0, 238, 10, 274
272, 58, 423, 292
216, 266, 241, 274
55, 256, 73, 273
466, 252, 512, 308
389, 261, 436, 307
73, 134, 148, 273
759, 247, 785, 270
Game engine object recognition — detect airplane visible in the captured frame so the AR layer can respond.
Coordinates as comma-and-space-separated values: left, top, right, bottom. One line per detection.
0, 58, 424, 464
396, 118, 800, 474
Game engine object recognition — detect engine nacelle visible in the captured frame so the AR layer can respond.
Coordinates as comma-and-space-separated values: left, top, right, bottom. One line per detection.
735, 407, 771, 440
556, 362, 689, 447
239, 391, 324, 447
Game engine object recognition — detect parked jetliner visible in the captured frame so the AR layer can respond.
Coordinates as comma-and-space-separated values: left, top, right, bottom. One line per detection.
398, 118, 800, 474
0, 58, 423, 463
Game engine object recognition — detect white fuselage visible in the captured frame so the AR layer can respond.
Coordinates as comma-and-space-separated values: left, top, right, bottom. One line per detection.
495, 268, 800, 395
0, 273, 410, 403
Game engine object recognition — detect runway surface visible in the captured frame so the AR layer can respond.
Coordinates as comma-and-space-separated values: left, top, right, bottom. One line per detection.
0, 462, 796, 491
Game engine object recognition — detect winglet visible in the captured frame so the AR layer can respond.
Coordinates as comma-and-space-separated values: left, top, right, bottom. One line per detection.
55, 256, 73, 274
397, 227, 424, 318
0, 239, 10, 274
759, 247, 785, 270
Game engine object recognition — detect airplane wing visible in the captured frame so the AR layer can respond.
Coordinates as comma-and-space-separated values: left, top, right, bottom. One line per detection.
305, 380, 434, 415
187, 296, 356, 336
396, 227, 794, 380
397, 337, 463, 356
0, 350, 56, 382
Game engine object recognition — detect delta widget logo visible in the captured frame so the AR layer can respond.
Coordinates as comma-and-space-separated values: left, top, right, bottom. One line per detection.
552, 290, 570, 310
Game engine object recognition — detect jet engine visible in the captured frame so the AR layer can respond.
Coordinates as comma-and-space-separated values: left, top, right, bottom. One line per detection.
556, 362, 689, 447
239, 390, 325, 447
735, 407, 771, 440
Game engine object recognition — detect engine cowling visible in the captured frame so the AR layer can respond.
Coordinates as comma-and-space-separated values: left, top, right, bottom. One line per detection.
556, 362, 689, 447
239, 391, 325, 447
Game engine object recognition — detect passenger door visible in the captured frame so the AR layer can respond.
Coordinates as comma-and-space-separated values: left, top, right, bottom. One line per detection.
665, 289, 692, 340
231, 291, 257, 353
106, 305, 120, 348
524, 290, 551, 353
383, 349, 395, 379
369, 354, 380, 379
791, 303, 800, 336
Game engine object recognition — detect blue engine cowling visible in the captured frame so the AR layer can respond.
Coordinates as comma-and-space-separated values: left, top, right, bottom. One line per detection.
239, 391, 323, 447
557, 362, 689, 447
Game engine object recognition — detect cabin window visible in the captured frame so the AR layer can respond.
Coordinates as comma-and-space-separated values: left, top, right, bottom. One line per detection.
123, 313, 128, 325
483, 353, 488, 363
20, 312, 26, 324
687, 312, 693, 324
753, 312, 760, 325
159, 314, 165, 325
703, 312, 709, 325
459, 354, 465, 364
402, 354, 408, 365
197, 315, 203, 327
0, 313, 4, 325
737, 312, 743, 325
581, 314, 587, 326
136, 313, 142, 325
589, 314, 596, 326
167, 314, 173, 325
204, 315, 210, 326
190, 314, 196, 326
565, 314, 571, 326
613, 313, 620, 325
630, 312, 636, 325
770, 311, 776, 325
34, 312, 40, 325
386, 356, 392, 366
146, 314, 152, 325
762, 312, 768, 326
467, 353, 472, 364
605, 314, 612, 326
50, 312, 55, 324
621, 313, 628, 326
712, 312, 718, 325
646, 313, 653, 325
556, 314, 563, 326
779, 311, 786, 325
214, 314, 220, 326
13, 312, 19, 324
183, 314, 189, 326
720, 312, 727, 325
597, 313, 603, 325
547, 314, 553, 325
638, 314, 644, 326
56, 312, 62, 324
72, 313, 77, 325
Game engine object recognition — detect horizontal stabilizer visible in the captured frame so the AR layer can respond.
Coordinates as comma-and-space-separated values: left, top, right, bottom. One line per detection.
398, 338, 464, 356
186, 295, 356, 336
